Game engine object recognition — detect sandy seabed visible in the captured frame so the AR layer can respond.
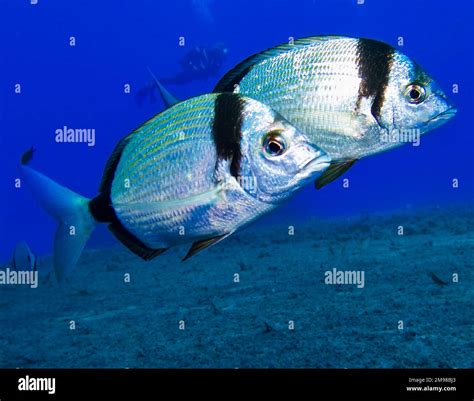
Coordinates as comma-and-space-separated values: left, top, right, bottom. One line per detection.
0, 205, 473, 368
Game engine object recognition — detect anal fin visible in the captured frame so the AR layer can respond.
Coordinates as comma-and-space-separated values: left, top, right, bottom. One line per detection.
182, 233, 230, 261
315, 159, 357, 189
109, 222, 168, 261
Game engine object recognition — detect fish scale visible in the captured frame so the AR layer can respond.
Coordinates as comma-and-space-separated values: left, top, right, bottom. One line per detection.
19, 81, 331, 279
105, 93, 330, 250
105, 95, 223, 246
235, 38, 363, 159
20, 87, 330, 275
19, 36, 455, 281
215, 36, 455, 177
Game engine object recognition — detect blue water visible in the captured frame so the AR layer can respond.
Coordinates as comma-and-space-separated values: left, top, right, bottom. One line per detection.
0, 0, 473, 368
1, 0, 473, 260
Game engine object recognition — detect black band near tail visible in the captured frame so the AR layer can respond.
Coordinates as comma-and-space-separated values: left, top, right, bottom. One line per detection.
88, 132, 166, 261
89, 192, 116, 223
212, 93, 245, 178
89, 127, 135, 224
356, 38, 395, 120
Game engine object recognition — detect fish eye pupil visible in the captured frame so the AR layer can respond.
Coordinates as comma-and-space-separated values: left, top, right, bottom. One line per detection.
263, 132, 286, 157
410, 89, 420, 100
406, 84, 425, 104
268, 140, 281, 154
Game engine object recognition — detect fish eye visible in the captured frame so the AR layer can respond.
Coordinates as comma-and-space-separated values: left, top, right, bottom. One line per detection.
262, 131, 287, 157
405, 84, 426, 104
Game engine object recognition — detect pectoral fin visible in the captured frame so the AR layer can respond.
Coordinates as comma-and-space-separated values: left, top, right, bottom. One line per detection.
315, 159, 357, 189
182, 233, 231, 261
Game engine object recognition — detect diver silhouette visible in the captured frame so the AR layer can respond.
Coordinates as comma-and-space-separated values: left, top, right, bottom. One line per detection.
162, 42, 228, 84
135, 43, 228, 107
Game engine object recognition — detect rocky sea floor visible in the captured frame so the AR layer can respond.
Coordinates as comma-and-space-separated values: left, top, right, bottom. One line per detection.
0, 205, 473, 368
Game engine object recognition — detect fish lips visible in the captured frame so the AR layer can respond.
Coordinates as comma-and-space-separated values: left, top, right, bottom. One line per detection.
292, 153, 331, 184
426, 106, 457, 128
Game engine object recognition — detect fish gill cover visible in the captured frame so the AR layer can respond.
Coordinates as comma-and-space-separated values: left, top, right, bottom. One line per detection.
0, 0, 473, 371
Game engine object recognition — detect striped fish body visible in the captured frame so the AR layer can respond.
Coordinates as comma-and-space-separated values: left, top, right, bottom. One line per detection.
214, 36, 455, 162
18, 38, 454, 279
108, 95, 266, 251
89, 93, 331, 260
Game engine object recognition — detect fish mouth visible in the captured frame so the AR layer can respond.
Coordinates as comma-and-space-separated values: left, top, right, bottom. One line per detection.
296, 154, 332, 180
428, 107, 457, 123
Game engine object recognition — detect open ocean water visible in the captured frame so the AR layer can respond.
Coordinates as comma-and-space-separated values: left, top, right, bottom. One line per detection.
0, 0, 473, 368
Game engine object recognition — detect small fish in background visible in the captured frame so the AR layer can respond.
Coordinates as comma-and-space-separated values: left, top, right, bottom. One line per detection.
21, 146, 35, 165
12, 241, 37, 271
428, 271, 449, 286
213, 36, 457, 188
19, 93, 331, 281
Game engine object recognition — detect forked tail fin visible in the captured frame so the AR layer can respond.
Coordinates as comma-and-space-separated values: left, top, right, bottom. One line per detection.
19, 149, 97, 281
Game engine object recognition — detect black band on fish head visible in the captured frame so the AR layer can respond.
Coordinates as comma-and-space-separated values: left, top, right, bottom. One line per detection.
212, 93, 245, 179
356, 38, 395, 121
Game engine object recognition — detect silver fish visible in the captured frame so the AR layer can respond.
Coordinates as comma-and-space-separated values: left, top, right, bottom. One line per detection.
19, 93, 330, 280
214, 36, 457, 188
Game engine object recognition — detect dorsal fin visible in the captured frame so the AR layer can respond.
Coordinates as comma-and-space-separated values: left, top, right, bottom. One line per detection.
213, 36, 349, 92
